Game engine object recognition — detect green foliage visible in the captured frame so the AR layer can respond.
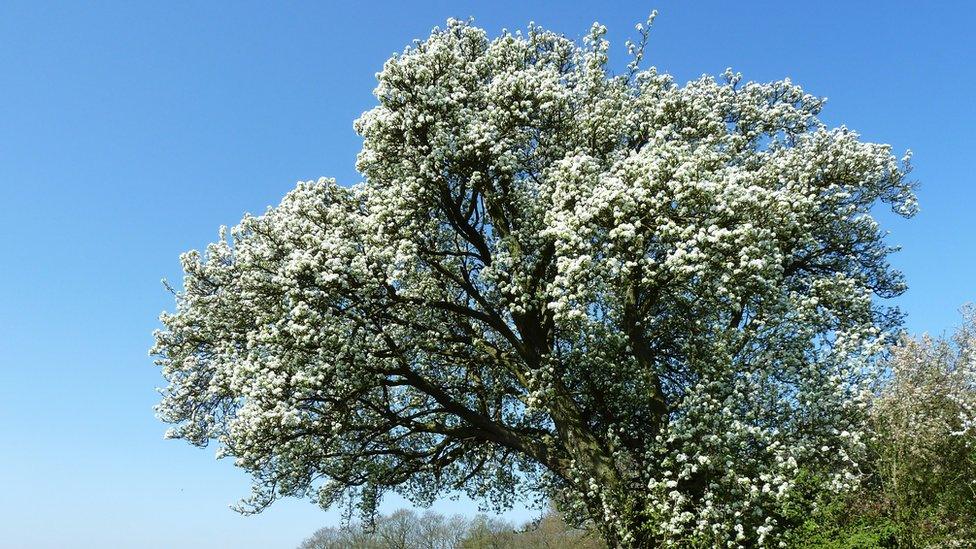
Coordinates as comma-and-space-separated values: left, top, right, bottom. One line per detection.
780, 313, 976, 548
782, 484, 900, 548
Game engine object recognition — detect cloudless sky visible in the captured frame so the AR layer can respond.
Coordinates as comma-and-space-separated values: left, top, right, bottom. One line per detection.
1, 1, 973, 547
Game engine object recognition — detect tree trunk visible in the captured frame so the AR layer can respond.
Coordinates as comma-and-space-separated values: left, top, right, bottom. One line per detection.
545, 381, 661, 548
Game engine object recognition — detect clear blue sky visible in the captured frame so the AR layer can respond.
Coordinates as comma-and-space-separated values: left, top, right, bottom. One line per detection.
1, 1, 973, 547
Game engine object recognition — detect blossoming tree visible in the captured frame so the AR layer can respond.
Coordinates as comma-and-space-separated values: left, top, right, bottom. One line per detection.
869, 309, 976, 544
152, 17, 916, 547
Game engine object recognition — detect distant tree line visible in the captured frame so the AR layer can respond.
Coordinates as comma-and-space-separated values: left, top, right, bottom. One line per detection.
297, 508, 605, 549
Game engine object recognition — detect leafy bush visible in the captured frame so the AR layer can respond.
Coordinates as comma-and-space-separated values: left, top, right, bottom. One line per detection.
782, 309, 976, 548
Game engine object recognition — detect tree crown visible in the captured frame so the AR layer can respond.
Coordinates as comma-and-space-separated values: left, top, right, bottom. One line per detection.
153, 17, 915, 547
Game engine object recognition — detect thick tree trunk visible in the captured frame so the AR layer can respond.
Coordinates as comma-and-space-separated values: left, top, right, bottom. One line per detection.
544, 381, 660, 548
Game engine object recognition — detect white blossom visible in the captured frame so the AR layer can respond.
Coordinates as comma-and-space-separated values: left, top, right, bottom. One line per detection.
152, 18, 915, 547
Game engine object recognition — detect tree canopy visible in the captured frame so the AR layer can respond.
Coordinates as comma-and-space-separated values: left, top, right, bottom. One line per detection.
153, 17, 916, 547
